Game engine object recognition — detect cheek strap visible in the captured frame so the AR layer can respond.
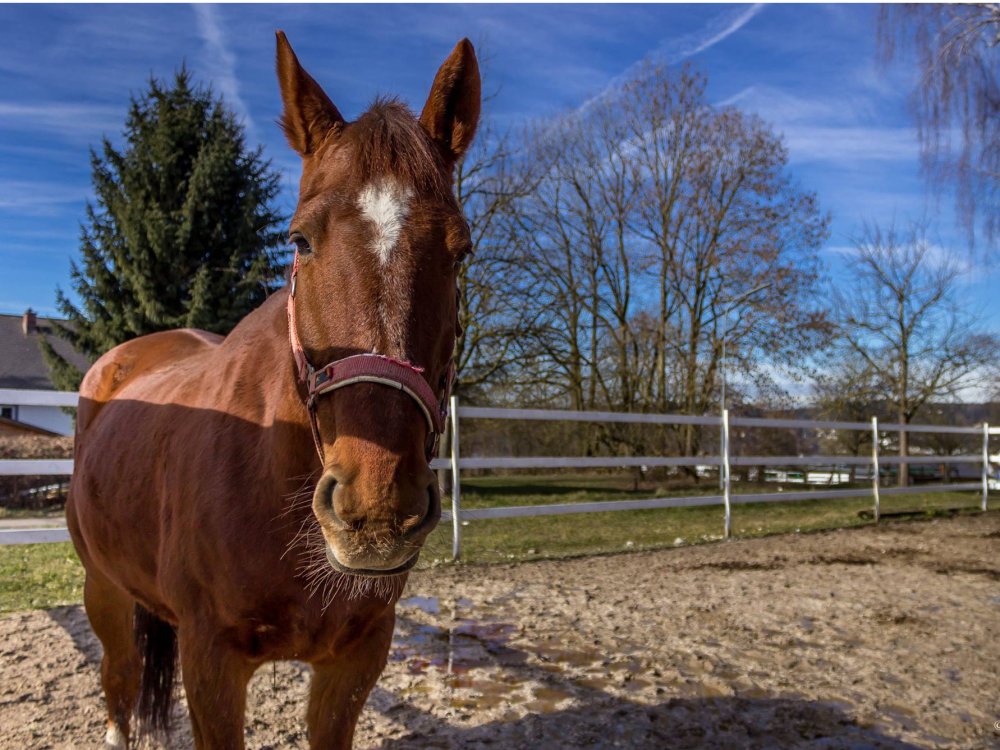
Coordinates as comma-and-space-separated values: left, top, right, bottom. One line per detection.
286, 250, 453, 461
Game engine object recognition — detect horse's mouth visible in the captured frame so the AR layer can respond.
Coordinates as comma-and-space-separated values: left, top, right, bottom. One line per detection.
317, 483, 439, 577
324, 546, 420, 577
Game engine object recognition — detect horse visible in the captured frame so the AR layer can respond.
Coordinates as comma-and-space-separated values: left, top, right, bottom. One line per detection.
66, 31, 480, 749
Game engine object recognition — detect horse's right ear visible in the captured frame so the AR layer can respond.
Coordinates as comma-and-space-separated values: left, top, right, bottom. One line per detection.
275, 31, 344, 156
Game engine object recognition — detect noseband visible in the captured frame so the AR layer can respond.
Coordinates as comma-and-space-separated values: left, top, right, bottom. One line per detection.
286, 250, 454, 463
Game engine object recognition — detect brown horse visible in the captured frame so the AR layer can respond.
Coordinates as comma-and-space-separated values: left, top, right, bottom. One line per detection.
66, 31, 479, 749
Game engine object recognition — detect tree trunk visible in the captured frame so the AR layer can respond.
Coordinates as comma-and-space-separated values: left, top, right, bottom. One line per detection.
898, 408, 909, 488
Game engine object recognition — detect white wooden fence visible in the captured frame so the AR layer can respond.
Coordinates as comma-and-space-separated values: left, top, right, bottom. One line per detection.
0, 389, 995, 554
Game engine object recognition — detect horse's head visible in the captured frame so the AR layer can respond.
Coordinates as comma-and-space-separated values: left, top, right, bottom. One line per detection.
276, 32, 479, 576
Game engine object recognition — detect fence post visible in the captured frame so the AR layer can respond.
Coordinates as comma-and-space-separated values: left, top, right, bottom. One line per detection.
719, 416, 725, 491
722, 408, 731, 539
437, 417, 450, 495
449, 395, 462, 560
871, 417, 880, 523
982, 422, 990, 512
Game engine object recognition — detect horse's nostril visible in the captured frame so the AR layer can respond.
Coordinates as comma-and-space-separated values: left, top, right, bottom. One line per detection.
312, 472, 340, 525
407, 481, 442, 537
344, 515, 364, 533
320, 480, 335, 510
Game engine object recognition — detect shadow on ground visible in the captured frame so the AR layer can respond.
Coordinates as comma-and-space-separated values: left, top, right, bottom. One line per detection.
370, 687, 925, 749
39, 605, 932, 749
47, 604, 101, 666
366, 609, 931, 750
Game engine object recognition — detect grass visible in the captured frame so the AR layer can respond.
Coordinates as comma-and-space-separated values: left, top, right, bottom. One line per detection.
0, 542, 83, 613
416, 475, 986, 565
0, 505, 66, 520
0, 475, 988, 613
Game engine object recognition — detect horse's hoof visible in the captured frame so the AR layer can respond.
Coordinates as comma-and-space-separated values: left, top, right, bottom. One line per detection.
105, 723, 126, 749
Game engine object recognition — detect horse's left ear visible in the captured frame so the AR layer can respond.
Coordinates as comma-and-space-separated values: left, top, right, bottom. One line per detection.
419, 39, 481, 167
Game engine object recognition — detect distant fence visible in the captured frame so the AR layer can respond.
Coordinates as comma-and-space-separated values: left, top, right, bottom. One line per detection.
0, 389, 995, 553
437, 399, 995, 558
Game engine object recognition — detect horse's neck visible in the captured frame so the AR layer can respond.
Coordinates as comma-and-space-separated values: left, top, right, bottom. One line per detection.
221, 290, 319, 481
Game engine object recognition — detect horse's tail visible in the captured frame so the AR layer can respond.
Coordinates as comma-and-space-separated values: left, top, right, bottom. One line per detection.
133, 604, 178, 736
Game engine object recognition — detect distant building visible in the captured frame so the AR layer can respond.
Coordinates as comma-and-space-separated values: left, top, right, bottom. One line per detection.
0, 310, 91, 436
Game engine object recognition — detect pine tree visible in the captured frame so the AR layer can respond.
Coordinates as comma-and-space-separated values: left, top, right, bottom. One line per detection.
44, 69, 286, 390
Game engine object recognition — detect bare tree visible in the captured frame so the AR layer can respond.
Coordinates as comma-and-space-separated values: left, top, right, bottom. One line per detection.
880, 4, 1000, 247
622, 64, 830, 457
454, 118, 540, 400
505, 62, 830, 467
813, 352, 883, 482
832, 222, 1000, 486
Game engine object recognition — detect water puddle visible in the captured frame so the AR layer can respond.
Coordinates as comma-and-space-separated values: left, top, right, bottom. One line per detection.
390, 603, 791, 715
877, 702, 956, 746
534, 645, 604, 669
524, 686, 575, 713
623, 676, 653, 692
391, 618, 522, 675
398, 595, 476, 617
445, 678, 519, 710
574, 675, 614, 691
399, 595, 441, 615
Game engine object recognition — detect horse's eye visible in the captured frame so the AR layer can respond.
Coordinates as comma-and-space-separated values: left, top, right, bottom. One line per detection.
290, 232, 312, 255
454, 245, 473, 271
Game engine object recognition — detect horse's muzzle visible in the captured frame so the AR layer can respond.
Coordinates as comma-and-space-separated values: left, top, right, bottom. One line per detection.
311, 472, 441, 576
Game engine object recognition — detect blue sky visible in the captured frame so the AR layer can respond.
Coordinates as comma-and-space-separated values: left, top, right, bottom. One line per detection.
1, 3, 995, 329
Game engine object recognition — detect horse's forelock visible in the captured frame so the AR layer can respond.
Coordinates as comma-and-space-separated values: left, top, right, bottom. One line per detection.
342, 98, 449, 196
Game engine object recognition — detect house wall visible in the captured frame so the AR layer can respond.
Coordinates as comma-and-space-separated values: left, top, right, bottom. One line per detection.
16, 405, 73, 436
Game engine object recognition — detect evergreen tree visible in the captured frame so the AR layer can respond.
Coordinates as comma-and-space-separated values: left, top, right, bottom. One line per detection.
44, 69, 286, 390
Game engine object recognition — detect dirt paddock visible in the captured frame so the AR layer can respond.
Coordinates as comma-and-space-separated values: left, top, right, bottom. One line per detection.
2, 514, 998, 749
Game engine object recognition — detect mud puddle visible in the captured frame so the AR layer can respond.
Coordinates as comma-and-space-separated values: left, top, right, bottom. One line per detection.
392, 596, 775, 713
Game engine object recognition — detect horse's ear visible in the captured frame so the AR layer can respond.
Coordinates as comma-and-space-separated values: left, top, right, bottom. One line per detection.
275, 31, 344, 156
419, 38, 481, 167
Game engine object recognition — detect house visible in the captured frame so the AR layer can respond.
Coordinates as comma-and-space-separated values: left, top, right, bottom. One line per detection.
0, 309, 91, 436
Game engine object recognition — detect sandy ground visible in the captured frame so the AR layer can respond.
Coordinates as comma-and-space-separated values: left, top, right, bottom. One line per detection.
1, 514, 998, 749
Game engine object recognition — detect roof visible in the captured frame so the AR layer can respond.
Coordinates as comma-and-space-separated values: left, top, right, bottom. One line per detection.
0, 313, 92, 390
0, 415, 62, 437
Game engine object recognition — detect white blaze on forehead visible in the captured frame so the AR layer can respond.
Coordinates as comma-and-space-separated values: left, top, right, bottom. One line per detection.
357, 180, 413, 265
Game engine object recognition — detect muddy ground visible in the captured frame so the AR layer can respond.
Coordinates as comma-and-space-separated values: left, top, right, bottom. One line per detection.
2, 514, 999, 749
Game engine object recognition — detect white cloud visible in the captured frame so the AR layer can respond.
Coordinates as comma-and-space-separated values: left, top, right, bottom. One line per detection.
679, 4, 765, 60
719, 85, 867, 126
577, 4, 765, 117
824, 241, 984, 281
717, 85, 917, 165
782, 125, 918, 164
192, 4, 258, 144
0, 102, 121, 141
0, 180, 89, 215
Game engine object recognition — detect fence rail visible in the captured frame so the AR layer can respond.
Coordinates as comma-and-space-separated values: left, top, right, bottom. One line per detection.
0, 390, 992, 550
0, 388, 78, 407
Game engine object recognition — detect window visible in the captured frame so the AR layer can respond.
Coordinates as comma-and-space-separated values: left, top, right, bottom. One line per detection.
0, 405, 16, 421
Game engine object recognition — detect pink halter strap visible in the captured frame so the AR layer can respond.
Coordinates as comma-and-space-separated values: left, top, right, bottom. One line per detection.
286, 251, 452, 461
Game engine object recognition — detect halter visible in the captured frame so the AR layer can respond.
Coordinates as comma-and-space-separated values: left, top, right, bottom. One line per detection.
286, 250, 454, 462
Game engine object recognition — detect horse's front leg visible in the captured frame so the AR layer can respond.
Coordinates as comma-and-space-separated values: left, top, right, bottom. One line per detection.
178, 627, 256, 750
307, 609, 395, 749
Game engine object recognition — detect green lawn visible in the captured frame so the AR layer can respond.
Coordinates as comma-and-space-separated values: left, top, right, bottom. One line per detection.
418, 475, 986, 564
0, 475, 988, 613
0, 541, 83, 613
